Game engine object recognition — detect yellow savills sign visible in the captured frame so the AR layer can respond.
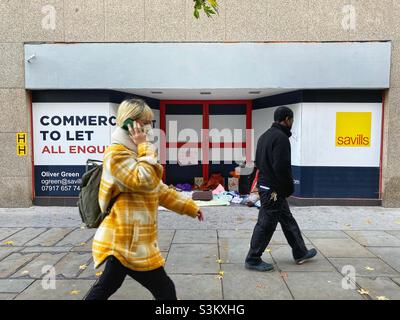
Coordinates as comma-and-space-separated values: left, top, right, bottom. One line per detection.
335, 112, 371, 147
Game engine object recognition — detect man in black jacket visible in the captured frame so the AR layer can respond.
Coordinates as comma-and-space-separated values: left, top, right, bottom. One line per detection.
245, 107, 317, 271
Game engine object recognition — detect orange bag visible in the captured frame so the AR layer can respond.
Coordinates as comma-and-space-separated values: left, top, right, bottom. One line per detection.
199, 173, 225, 191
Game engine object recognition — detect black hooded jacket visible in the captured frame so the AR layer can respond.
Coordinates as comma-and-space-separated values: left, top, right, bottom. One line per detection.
255, 122, 294, 197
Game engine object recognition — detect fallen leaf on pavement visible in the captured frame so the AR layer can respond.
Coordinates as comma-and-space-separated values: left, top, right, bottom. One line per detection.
218, 271, 225, 276
366, 219, 372, 224
265, 248, 272, 253
376, 296, 389, 300
280, 272, 288, 280
4, 241, 14, 245
79, 264, 88, 270
96, 271, 103, 277
256, 283, 265, 289
216, 259, 224, 264
357, 288, 369, 295
215, 275, 223, 280
70, 290, 80, 295
20, 270, 29, 275
79, 242, 87, 246
365, 266, 375, 271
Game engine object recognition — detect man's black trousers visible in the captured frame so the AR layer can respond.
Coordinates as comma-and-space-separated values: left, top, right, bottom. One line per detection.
246, 190, 308, 265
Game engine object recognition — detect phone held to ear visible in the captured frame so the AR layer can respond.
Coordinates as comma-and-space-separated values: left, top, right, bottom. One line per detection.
122, 119, 153, 136
122, 118, 136, 131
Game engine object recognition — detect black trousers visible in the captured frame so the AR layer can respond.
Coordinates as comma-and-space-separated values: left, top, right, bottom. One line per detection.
85, 256, 177, 300
246, 190, 308, 264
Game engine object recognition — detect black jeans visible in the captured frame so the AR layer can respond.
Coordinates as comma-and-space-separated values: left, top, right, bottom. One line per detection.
85, 256, 177, 300
246, 190, 308, 265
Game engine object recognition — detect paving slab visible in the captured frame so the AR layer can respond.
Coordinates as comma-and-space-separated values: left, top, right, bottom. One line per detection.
14, 279, 96, 300
1, 228, 47, 246
11, 253, 67, 279
170, 274, 223, 300
0, 279, 35, 293
219, 238, 272, 264
269, 245, 335, 272
1, 206, 400, 230
355, 277, 400, 300
0, 228, 23, 241
309, 238, 375, 258
158, 229, 175, 251
0, 293, 17, 300
328, 258, 400, 277
367, 247, 400, 273
173, 230, 217, 244
21, 246, 73, 253
218, 229, 253, 239
78, 260, 106, 279
52, 252, 93, 278
71, 239, 93, 252
0, 247, 23, 260
25, 228, 75, 247
217, 229, 311, 245
303, 230, 350, 239
284, 271, 363, 300
221, 264, 292, 300
165, 244, 219, 274
392, 277, 400, 286
385, 230, 400, 240
1, 205, 400, 300
345, 231, 400, 247
0, 253, 38, 278
109, 279, 153, 300
55, 228, 96, 247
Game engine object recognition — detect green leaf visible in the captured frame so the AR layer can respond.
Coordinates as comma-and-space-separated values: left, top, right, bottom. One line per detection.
193, 0, 219, 19
208, 0, 218, 9
194, 1, 202, 10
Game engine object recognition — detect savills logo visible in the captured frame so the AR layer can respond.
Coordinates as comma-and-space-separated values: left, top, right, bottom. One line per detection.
335, 112, 371, 148
336, 134, 370, 146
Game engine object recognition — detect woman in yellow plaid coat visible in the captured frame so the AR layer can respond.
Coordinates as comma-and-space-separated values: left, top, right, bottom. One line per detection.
85, 99, 204, 300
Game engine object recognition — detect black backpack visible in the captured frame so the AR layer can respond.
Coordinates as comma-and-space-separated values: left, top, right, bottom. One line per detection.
77, 159, 117, 228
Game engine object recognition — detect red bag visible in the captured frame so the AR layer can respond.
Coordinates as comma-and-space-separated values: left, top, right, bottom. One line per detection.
199, 173, 225, 191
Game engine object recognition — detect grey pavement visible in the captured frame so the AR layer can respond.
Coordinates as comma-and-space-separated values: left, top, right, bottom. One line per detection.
0, 205, 399, 300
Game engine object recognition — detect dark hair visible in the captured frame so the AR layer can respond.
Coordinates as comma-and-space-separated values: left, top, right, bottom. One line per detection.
274, 106, 294, 122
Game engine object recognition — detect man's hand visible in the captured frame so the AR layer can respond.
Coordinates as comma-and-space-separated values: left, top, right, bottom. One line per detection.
197, 210, 204, 222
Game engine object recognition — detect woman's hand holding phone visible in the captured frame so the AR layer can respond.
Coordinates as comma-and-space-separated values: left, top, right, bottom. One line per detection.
128, 121, 147, 146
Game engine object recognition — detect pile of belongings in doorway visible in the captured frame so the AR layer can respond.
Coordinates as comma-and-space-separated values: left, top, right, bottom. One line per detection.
164, 164, 261, 208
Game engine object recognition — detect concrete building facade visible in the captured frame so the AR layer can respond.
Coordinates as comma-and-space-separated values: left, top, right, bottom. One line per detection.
1, 0, 400, 207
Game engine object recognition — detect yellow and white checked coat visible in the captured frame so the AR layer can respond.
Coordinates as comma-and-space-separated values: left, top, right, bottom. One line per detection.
92, 142, 199, 271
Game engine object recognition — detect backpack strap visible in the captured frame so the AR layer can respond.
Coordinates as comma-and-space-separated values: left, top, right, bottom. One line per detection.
85, 159, 102, 173
107, 195, 119, 213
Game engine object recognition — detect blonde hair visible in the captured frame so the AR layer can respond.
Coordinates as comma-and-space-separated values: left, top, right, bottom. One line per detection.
116, 98, 154, 127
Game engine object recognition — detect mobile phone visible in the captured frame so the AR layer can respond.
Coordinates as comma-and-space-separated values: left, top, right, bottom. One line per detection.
122, 118, 135, 131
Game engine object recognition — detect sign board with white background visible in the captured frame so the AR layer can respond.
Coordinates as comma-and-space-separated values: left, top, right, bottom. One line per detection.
32, 102, 159, 197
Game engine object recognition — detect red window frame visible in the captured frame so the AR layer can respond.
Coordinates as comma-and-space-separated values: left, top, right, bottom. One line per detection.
160, 100, 253, 183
